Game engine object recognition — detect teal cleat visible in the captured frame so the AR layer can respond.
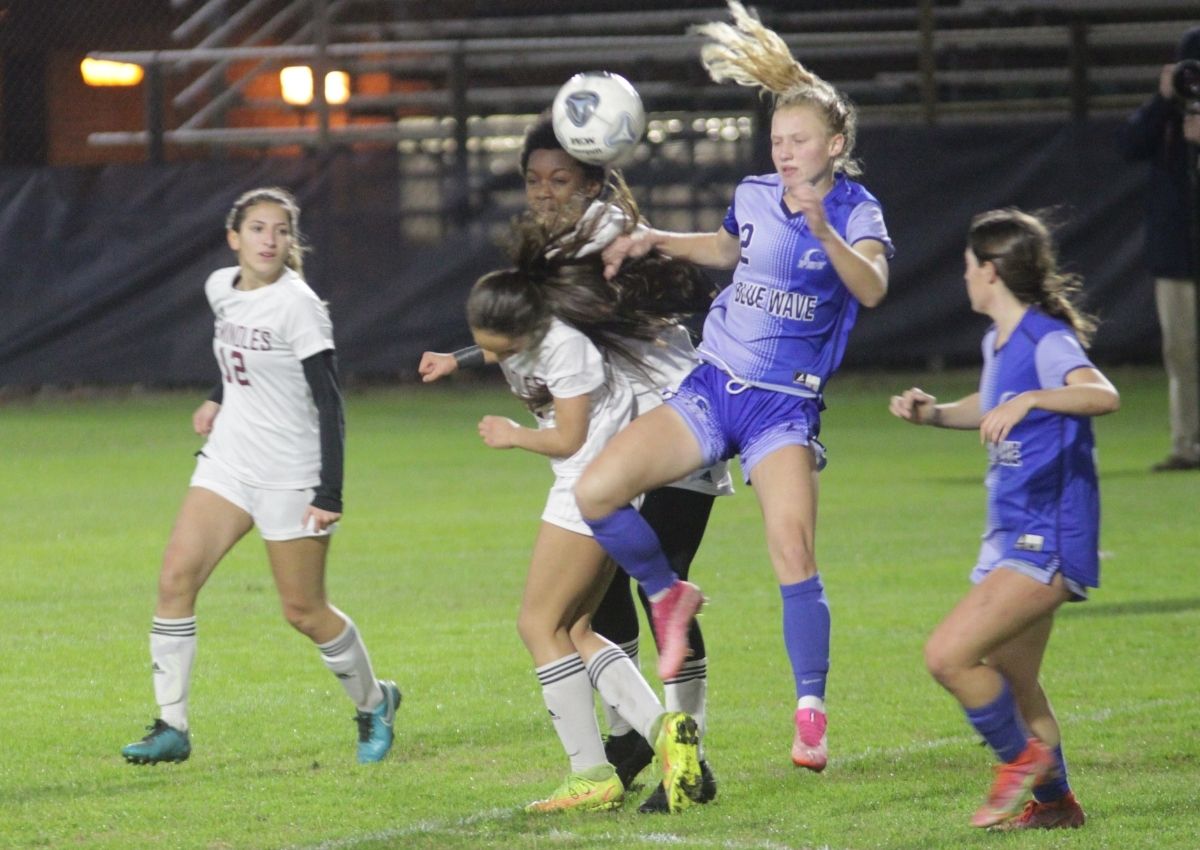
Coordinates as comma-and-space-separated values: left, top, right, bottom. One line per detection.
356, 680, 401, 764
122, 719, 191, 765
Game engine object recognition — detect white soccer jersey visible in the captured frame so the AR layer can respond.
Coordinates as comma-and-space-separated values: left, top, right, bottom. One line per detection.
499, 317, 634, 479
200, 266, 335, 489
572, 201, 734, 497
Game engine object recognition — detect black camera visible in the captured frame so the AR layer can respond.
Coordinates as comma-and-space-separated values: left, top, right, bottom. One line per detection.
1173, 58, 1200, 113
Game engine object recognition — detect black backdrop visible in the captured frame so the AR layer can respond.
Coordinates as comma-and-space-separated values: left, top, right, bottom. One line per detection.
0, 117, 1157, 388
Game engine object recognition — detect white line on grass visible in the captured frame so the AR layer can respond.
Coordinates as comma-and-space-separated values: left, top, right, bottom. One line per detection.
289, 696, 1191, 850
833, 695, 1192, 767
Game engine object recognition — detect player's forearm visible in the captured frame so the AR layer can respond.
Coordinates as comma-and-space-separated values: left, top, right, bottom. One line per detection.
512, 424, 585, 458
823, 235, 887, 307
927, 394, 982, 429
648, 229, 740, 269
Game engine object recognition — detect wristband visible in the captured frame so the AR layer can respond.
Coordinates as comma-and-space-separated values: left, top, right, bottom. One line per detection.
453, 345, 486, 369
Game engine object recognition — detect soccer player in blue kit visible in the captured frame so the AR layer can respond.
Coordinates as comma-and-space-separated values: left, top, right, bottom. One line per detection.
889, 208, 1119, 829
575, 0, 893, 772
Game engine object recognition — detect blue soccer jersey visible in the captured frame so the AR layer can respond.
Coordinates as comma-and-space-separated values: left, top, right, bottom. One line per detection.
975, 308, 1101, 590
698, 173, 893, 397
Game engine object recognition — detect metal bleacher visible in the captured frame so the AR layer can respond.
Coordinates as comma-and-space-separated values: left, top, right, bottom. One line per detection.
87, 0, 1198, 153
83, 1, 1197, 239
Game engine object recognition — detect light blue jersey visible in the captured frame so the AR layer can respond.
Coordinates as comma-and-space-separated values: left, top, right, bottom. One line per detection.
973, 308, 1101, 592
699, 173, 893, 397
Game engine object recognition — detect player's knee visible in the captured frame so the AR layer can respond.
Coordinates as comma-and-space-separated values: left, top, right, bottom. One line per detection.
573, 468, 608, 519
157, 556, 203, 604
767, 535, 816, 582
515, 606, 545, 651
281, 601, 322, 637
923, 637, 960, 687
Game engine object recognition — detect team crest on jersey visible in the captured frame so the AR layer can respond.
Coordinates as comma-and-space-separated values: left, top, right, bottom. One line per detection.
796, 248, 828, 271
988, 439, 1022, 467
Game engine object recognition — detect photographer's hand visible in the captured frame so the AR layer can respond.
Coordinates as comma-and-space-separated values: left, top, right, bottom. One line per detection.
1184, 113, 1200, 145
1160, 64, 1177, 99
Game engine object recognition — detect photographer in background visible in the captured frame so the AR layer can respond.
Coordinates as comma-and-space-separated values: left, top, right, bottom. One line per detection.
1120, 27, 1200, 472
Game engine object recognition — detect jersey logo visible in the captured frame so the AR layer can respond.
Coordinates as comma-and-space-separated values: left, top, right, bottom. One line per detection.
988, 439, 1023, 467
732, 281, 819, 321
796, 248, 828, 270
1015, 533, 1044, 552
792, 372, 822, 391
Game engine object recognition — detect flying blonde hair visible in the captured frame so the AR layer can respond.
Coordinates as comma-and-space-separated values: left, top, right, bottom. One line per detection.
693, 0, 861, 177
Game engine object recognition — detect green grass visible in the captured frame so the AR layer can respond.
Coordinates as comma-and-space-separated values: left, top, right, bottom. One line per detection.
1, 367, 1196, 850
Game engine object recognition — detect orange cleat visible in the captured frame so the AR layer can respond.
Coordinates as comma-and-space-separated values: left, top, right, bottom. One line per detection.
996, 792, 1086, 830
970, 738, 1056, 828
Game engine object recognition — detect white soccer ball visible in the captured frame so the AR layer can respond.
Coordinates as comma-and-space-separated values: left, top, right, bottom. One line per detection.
551, 71, 646, 166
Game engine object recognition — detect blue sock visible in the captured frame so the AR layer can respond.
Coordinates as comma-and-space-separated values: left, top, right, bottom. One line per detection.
1033, 744, 1071, 802
584, 506, 677, 597
780, 575, 830, 700
964, 681, 1028, 763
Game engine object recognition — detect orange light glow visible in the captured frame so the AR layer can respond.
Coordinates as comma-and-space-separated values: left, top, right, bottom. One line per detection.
81, 58, 145, 87
280, 66, 350, 106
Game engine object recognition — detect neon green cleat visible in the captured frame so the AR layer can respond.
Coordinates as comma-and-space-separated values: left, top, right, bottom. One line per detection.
524, 764, 624, 813
653, 711, 703, 813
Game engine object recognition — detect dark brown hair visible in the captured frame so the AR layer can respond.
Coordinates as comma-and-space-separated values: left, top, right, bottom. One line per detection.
968, 207, 1097, 346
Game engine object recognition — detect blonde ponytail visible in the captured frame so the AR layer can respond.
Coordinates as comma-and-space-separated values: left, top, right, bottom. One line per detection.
693, 1, 861, 176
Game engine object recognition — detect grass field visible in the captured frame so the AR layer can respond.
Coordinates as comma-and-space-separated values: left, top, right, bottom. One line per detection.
2, 367, 1197, 850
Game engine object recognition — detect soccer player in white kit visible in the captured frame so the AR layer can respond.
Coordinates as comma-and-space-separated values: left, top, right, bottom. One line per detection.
576, 0, 892, 772
890, 209, 1119, 829
419, 222, 711, 814
431, 116, 731, 809
121, 187, 400, 766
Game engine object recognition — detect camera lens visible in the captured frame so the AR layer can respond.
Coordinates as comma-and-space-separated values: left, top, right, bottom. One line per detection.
1173, 58, 1200, 101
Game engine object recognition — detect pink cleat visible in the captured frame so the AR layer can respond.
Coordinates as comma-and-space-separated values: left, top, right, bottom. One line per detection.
650, 581, 704, 680
791, 708, 828, 772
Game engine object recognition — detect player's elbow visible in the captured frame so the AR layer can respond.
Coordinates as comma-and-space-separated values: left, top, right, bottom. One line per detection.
1099, 387, 1121, 415
859, 288, 886, 309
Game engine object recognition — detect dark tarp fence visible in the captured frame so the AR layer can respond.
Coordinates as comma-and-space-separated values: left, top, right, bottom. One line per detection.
0, 117, 1159, 388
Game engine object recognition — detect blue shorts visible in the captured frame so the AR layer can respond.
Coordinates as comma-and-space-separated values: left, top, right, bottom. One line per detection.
971, 530, 1091, 601
665, 362, 826, 484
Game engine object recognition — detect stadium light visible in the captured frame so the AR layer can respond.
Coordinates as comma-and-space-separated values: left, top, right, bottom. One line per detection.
280, 66, 351, 106
81, 58, 144, 87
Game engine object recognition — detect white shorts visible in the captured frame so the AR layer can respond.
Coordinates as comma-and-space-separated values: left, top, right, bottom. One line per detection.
191, 454, 335, 542
541, 475, 642, 536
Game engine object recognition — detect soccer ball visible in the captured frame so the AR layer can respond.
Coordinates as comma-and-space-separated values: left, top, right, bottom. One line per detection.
551, 71, 646, 166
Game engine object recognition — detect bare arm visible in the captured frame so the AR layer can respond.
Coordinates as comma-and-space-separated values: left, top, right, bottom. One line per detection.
790, 184, 888, 307
978, 366, 1120, 444
889, 388, 983, 430
602, 227, 741, 279
478, 392, 591, 458
419, 346, 497, 383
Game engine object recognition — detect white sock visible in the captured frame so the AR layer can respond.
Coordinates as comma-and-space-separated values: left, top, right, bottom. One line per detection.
585, 643, 665, 744
316, 610, 383, 712
797, 695, 826, 713
600, 638, 641, 737
150, 616, 197, 732
536, 653, 607, 772
664, 656, 707, 756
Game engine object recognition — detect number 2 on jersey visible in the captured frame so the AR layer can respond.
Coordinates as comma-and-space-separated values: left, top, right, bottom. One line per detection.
739, 223, 754, 265
219, 349, 251, 386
